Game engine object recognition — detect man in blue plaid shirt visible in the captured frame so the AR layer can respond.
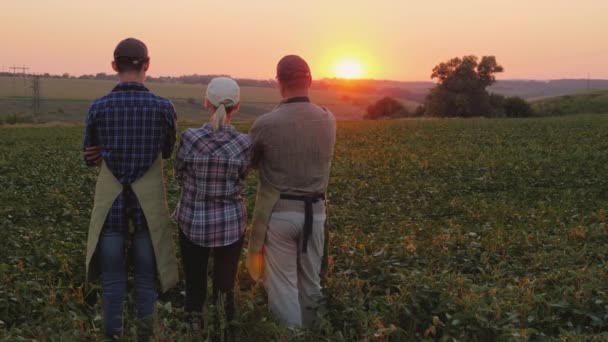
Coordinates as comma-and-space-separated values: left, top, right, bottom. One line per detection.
83, 69, 177, 233
82, 38, 176, 340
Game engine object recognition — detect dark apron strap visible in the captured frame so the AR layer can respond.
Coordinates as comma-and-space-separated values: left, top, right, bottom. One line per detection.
302, 197, 313, 253
122, 184, 134, 231
279, 193, 324, 253
122, 184, 138, 270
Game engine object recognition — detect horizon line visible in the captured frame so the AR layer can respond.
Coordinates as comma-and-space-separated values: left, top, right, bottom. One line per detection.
0, 72, 606, 84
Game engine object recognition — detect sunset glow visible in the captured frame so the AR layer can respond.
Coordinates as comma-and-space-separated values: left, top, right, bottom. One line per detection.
334, 60, 363, 79
1, 1, 608, 80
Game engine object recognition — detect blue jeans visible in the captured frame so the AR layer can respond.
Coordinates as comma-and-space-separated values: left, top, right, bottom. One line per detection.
99, 227, 157, 338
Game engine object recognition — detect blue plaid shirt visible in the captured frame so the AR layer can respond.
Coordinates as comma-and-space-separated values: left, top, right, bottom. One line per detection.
83, 82, 177, 232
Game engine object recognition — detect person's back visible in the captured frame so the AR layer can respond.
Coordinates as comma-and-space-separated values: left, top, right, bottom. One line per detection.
85, 83, 175, 185
250, 100, 335, 195
175, 123, 251, 245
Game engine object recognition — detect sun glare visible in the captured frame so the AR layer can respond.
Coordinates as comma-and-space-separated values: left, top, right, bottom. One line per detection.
334, 60, 363, 79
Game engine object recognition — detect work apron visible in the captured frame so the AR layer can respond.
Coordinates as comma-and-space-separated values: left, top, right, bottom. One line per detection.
246, 175, 329, 281
85, 156, 179, 293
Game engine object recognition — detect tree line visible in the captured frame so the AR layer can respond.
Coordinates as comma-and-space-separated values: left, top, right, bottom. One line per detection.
364, 55, 535, 119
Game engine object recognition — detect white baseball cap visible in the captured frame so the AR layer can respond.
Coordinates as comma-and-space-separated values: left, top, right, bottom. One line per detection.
206, 77, 240, 107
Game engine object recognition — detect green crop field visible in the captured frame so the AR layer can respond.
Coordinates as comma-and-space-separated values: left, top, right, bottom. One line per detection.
0, 76, 393, 123
1, 116, 608, 341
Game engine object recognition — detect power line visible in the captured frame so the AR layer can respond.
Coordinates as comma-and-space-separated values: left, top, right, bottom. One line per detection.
31, 75, 41, 119
10, 66, 29, 74
9, 65, 29, 96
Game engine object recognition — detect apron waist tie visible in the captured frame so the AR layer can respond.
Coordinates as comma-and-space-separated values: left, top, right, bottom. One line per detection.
122, 184, 135, 231
279, 193, 325, 253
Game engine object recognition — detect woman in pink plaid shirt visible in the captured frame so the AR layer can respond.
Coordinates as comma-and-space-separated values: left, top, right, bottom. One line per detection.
173, 77, 251, 337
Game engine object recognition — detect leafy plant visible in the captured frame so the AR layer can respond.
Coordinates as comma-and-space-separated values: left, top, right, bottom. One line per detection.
5, 113, 18, 125
1, 116, 608, 340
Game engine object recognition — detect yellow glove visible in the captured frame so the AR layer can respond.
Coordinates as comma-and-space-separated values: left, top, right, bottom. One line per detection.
246, 248, 265, 281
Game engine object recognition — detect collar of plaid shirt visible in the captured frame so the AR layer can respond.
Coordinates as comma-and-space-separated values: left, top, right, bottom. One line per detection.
201, 122, 237, 134
112, 82, 149, 92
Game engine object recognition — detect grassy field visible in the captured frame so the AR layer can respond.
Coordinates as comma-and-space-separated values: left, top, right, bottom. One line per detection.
532, 90, 608, 116
1, 116, 608, 340
0, 76, 395, 123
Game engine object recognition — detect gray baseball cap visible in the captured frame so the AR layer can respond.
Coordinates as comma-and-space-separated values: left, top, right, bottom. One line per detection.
113, 38, 149, 62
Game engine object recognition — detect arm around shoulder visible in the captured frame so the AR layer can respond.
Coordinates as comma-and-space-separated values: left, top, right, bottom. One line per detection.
173, 130, 190, 184
162, 102, 178, 159
82, 105, 101, 167
248, 119, 266, 169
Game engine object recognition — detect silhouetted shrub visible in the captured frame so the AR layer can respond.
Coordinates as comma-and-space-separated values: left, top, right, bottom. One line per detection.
504, 96, 534, 117
364, 97, 410, 120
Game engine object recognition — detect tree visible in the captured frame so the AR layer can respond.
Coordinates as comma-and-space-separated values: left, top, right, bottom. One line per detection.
424, 55, 504, 117
477, 56, 504, 88
364, 97, 410, 120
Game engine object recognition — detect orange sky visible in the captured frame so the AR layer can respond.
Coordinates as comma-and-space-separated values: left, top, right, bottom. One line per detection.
1, 0, 607, 81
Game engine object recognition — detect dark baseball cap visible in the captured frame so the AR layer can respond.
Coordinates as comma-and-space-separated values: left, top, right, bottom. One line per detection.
113, 38, 149, 62
276, 55, 311, 83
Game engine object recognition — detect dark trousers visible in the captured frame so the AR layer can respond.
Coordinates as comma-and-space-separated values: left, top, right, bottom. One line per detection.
179, 229, 243, 323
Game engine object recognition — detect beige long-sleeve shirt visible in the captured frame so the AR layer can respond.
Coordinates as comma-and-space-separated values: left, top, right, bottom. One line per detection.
249, 99, 336, 196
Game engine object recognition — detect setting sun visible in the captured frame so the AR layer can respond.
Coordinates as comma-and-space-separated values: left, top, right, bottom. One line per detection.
334, 60, 363, 79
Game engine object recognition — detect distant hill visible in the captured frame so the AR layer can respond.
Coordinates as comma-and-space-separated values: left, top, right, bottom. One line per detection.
490, 79, 608, 100
0, 76, 381, 122
2, 74, 608, 122
315, 78, 608, 103
531, 90, 608, 116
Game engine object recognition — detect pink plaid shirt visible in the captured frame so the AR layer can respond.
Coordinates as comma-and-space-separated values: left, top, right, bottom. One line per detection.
173, 124, 251, 247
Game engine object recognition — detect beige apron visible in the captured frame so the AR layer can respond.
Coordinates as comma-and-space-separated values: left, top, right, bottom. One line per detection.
246, 176, 280, 281
85, 156, 179, 293
246, 175, 329, 281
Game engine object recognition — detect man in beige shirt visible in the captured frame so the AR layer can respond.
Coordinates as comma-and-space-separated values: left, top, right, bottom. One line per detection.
248, 55, 336, 328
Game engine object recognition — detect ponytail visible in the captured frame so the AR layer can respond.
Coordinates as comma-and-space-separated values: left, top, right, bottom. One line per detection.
211, 100, 234, 132
213, 104, 227, 131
